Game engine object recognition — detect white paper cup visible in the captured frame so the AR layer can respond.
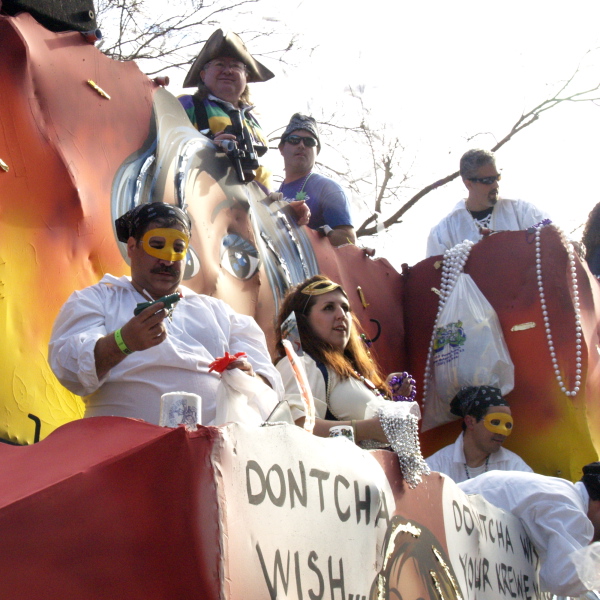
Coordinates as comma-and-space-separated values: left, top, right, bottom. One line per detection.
328, 424, 354, 443
159, 392, 201, 429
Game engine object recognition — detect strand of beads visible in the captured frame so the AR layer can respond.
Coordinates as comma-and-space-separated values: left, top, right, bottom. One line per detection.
422, 240, 475, 407
534, 221, 582, 397
378, 403, 430, 488
389, 372, 417, 402
360, 333, 372, 348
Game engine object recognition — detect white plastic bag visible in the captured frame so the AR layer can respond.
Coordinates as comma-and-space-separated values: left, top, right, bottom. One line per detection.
213, 368, 279, 426
422, 272, 514, 432
571, 542, 600, 591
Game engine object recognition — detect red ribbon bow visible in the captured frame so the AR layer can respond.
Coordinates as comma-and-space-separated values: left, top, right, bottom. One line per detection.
208, 351, 247, 374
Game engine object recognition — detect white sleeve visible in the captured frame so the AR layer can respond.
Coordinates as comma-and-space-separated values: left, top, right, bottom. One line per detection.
425, 451, 445, 473
275, 355, 328, 421
518, 200, 550, 228
225, 309, 284, 400
47, 287, 109, 396
426, 224, 450, 258
511, 455, 534, 473
425, 445, 455, 478
530, 501, 593, 596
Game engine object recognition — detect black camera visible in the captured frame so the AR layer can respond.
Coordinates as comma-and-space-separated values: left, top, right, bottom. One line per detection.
220, 108, 267, 183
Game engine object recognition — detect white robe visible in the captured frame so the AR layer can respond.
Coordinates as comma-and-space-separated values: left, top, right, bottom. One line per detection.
49, 274, 283, 425
426, 432, 533, 483
426, 198, 549, 258
459, 471, 595, 596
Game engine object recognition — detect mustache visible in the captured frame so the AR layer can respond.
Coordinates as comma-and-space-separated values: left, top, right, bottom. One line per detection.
151, 265, 177, 276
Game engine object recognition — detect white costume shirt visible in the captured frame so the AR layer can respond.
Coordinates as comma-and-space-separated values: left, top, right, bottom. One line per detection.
275, 354, 383, 422
459, 471, 594, 597
426, 432, 533, 483
49, 274, 283, 425
426, 198, 549, 258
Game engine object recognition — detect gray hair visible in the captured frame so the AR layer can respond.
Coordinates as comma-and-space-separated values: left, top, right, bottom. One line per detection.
460, 149, 496, 179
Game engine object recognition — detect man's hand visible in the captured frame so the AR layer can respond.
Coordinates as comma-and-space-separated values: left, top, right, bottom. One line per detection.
288, 200, 310, 226
213, 131, 237, 146
120, 303, 168, 352
94, 303, 168, 380
264, 192, 311, 226
327, 225, 357, 247
227, 357, 255, 377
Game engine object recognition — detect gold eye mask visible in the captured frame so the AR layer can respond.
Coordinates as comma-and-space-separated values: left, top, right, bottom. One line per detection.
142, 228, 189, 261
484, 412, 513, 436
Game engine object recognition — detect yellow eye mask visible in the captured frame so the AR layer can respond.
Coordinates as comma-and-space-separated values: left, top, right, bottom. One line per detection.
142, 228, 189, 261
484, 412, 513, 436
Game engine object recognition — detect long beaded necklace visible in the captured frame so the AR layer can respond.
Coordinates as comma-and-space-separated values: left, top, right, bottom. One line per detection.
279, 171, 313, 200
464, 455, 490, 480
533, 220, 582, 397
423, 224, 583, 406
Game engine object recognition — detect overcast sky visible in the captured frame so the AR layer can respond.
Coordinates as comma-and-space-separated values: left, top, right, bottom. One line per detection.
160, 0, 600, 268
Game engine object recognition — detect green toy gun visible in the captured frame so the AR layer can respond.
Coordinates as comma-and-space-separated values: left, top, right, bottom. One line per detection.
134, 292, 181, 316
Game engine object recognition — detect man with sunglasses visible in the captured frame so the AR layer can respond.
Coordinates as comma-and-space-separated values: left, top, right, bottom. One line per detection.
426, 149, 548, 257
278, 113, 356, 247
49, 203, 283, 427
426, 385, 532, 483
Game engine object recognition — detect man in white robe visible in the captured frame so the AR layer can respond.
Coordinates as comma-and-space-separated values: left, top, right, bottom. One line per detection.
458, 463, 600, 597
426, 149, 549, 257
426, 386, 532, 482
49, 203, 282, 425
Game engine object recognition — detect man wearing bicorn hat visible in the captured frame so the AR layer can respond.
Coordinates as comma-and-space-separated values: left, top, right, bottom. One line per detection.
426, 148, 549, 257
459, 462, 600, 597
49, 203, 282, 426
278, 113, 356, 247
426, 385, 532, 482
179, 29, 273, 189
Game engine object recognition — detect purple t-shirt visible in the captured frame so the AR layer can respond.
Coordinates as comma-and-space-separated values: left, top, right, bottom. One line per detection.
280, 172, 353, 230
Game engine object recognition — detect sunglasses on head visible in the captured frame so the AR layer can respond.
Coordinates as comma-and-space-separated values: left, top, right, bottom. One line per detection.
285, 135, 318, 148
468, 174, 501, 185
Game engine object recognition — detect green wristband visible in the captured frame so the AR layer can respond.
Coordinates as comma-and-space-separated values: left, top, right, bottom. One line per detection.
114, 328, 133, 355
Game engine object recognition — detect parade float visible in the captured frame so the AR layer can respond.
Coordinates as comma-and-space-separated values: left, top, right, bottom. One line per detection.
0, 4, 598, 598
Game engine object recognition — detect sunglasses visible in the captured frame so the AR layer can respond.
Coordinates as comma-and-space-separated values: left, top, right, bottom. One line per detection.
468, 174, 502, 185
285, 135, 318, 148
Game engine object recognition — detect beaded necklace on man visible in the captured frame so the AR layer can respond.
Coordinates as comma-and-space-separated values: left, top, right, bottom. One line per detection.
279, 171, 313, 200
463, 455, 490, 480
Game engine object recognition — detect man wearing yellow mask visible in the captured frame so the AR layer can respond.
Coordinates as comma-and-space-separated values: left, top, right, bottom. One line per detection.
49, 203, 282, 426
426, 385, 532, 482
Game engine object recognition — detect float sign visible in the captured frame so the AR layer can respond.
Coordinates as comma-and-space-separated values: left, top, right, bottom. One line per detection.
217, 423, 394, 600
443, 480, 542, 600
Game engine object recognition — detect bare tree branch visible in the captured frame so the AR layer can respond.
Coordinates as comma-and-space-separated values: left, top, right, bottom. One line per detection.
348, 52, 600, 238
96, 0, 298, 77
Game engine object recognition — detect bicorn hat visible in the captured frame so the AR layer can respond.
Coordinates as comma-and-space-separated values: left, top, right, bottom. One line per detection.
183, 29, 275, 88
